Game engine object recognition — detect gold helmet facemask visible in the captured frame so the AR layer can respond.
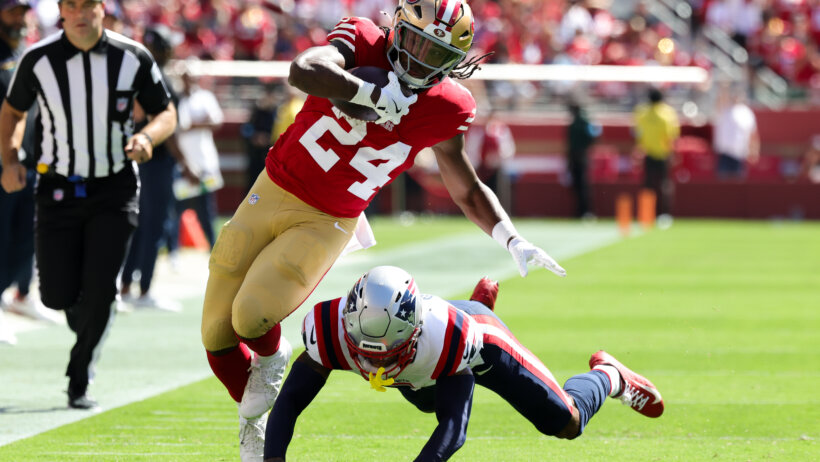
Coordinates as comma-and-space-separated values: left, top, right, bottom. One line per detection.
387, 0, 475, 89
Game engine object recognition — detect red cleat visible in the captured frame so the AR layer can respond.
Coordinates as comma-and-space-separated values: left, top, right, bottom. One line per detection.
589, 350, 664, 418
470, 277, 499, 311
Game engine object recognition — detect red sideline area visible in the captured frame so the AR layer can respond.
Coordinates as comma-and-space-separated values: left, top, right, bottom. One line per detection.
212, 109, 820, 220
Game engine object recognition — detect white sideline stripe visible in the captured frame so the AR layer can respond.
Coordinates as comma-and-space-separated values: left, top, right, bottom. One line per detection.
0, 221, 620, 447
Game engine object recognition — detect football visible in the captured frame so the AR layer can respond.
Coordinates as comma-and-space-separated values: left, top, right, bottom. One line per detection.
330, 66, 413, 122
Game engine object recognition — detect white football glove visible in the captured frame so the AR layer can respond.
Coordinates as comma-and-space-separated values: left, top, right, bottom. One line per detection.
371, 72, 417, 125
508, 237, 567, 278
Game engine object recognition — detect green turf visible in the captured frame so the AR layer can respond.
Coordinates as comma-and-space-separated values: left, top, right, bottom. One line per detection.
1, 219, 818, 461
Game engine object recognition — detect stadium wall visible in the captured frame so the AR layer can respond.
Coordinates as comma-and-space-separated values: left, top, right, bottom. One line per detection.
212, 109, 820, 220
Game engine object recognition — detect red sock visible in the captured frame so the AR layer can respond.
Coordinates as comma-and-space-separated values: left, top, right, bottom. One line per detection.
239, 323, 281, 357
206, 344, 252, 403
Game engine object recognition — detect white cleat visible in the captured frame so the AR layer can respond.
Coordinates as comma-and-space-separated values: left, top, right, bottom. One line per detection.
5, 295, 65, 324
239, 411, 267, 462
239, 337, 292, 419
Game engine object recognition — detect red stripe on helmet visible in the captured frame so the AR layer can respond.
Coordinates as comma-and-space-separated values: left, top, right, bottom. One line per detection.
437, 0, 449, 21
450, 1, 462, 23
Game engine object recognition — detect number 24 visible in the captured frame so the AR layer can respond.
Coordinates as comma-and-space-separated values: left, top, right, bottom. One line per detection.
299, 116, 411, 200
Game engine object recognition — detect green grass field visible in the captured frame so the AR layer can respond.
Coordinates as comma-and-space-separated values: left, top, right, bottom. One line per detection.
1, 218, 818, 461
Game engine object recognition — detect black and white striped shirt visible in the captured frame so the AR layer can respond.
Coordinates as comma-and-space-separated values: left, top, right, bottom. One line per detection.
5, 29, 171, 179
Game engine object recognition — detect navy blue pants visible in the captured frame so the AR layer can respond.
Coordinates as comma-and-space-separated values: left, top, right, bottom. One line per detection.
400, 301, 576, 436
0, 168, 36, 296
121, 154, 176, 294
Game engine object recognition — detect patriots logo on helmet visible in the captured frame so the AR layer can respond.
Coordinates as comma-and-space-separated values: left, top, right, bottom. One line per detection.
395, 291, 416, 324
345, 298, 358, 314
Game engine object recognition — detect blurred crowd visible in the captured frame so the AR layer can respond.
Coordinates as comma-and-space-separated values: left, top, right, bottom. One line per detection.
697, 0, 820, 88
5, 0, 813, 112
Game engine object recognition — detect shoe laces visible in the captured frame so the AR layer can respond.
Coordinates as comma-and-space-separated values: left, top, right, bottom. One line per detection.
245, 361, 269, 390
246, 355, 286, 388
619, 382, 650, 411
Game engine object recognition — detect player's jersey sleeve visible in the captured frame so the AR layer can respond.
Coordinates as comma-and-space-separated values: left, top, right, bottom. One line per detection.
301, 298, 354, 371
326, 17, 389, 68
430, 302, 482, 379
397, 79, 476, 147
404, 296, 482, 388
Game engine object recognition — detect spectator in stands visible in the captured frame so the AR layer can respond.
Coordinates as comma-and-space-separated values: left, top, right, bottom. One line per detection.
566, 99, 600, 219
559, 0, 594, 48
174, 65, 225, 249
713, 84, 759, 179
231, 0, 275, 61
633, 87, 680, 226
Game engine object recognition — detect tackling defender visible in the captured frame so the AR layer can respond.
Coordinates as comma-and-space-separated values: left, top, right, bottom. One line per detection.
264, 266, 665, 461
201, 1, 567, 460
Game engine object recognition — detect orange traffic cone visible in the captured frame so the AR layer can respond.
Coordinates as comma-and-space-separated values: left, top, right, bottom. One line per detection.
178, 209, 209, 250
637, 189, 657, 229
616, 193, 633, 237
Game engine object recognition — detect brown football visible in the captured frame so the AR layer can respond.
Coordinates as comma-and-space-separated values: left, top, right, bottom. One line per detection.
330, 66, 412, 122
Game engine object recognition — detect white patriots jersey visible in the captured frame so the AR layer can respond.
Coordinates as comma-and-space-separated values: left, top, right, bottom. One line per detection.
302, 294, 484, 389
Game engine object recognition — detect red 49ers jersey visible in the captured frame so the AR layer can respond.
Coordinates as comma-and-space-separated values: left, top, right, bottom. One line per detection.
265, 17, 476, 218
302, 294, 484, 389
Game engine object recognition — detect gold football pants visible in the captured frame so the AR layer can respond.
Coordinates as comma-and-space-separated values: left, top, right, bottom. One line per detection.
201, 172, 358, 352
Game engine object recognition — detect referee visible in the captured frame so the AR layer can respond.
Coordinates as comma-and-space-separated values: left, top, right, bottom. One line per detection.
0, 0, 177, 409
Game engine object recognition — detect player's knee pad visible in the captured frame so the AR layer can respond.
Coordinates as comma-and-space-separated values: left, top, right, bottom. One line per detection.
232, 290, 280, 340
209, 220, 253, 276
201, 314, 239, 352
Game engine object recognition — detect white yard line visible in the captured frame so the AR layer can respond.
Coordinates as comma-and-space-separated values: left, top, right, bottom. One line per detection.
0, 221, 620, 446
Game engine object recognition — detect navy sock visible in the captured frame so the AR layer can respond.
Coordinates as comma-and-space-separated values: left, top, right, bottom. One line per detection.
563, 370, 610, 435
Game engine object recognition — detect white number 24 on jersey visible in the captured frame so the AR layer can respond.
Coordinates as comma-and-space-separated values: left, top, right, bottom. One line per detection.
299, 115, 411, 200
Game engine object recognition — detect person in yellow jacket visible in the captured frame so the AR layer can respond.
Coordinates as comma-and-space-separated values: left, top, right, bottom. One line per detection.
270, 86, 305, 145
633, 87, 680, 223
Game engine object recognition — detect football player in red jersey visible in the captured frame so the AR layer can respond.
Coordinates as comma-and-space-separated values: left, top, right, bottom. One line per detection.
264, 266, 664, 461
202, 2, 567, 460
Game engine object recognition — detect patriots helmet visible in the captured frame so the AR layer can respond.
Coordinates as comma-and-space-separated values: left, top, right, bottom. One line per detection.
387, 0, 475, 89
342, 266, 423, 379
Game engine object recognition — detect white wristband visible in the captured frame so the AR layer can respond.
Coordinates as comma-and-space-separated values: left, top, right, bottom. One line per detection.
350, 81, 376, 107
492, 220, 518, 250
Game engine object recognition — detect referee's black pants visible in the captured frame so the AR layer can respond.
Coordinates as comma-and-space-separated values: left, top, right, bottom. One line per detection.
35, 166, 138, 397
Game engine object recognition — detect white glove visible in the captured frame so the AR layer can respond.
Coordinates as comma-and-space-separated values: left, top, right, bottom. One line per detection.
508, 237, 567, 278
371, 72, 417, 124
